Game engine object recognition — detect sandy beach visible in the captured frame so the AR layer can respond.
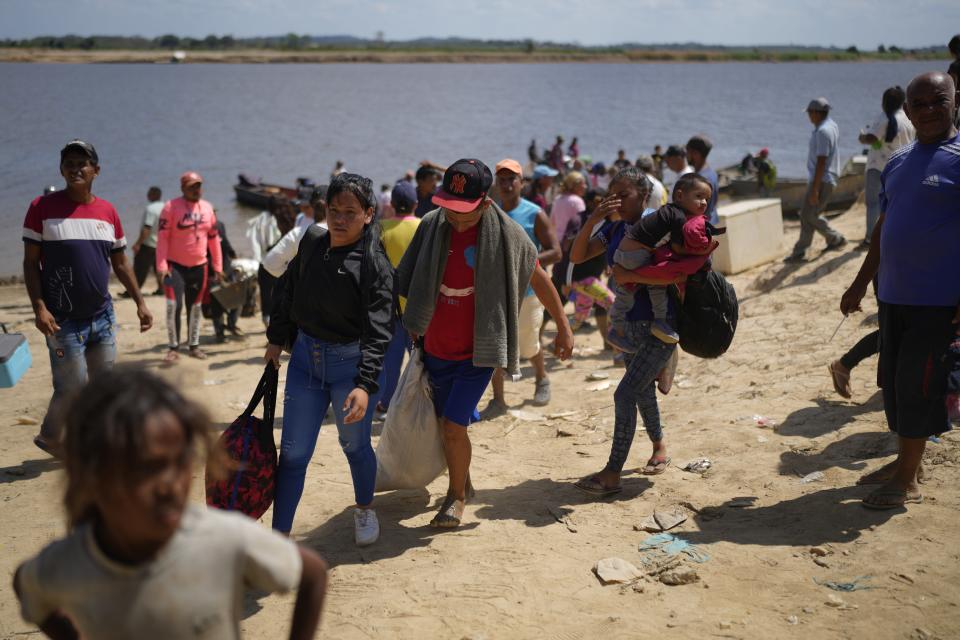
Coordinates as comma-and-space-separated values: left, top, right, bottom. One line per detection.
1, 201, 957, 639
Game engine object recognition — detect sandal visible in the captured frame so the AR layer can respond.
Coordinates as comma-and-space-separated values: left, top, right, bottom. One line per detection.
188, 347, 208, 360
574, 475, 622, 496
862, 486, 923, 510
828, 360, 852, 399
642, 456, 671, 475
430, 495, 465, 528
162, 349, 180, 366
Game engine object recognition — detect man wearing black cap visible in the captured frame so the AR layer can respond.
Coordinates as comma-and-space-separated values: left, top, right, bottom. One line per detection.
397, 158, 574, 529
22, 140, 153, 456
786, 97, 847, 261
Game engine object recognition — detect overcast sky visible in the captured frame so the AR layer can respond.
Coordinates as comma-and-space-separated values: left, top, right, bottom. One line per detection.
2, 0, 957, 49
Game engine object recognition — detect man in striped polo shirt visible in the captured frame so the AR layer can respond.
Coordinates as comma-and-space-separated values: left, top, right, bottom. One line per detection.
23, 140, 153, 456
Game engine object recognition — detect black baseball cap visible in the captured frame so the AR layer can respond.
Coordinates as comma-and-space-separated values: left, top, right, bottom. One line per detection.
432, 158, 493, 214
60, 139, 99, 165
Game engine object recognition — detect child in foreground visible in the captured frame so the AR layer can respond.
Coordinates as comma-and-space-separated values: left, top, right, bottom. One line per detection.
608, 173, 719, 351
13, 367, 328, 640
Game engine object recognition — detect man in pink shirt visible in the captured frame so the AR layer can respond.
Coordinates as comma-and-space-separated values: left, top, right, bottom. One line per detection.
156, 171, 222, 363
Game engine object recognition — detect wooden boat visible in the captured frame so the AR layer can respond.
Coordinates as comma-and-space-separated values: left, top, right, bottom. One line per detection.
233, 179, 301, 209
723, 156, 866, 217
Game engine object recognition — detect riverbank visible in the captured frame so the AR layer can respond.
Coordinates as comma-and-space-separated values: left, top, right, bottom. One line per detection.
0, 47, 948, 64
1, 201, 958, 639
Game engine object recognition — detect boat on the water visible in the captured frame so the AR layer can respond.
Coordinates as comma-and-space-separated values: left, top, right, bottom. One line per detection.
722, 155, 866, 217
233, 175, 308, 209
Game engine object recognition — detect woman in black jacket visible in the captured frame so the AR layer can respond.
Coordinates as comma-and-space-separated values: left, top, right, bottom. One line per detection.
265, 174, 394, 547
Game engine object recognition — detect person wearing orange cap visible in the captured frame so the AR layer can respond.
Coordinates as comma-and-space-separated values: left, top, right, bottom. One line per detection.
480, 159, 562, 418
156, 171, 222, 363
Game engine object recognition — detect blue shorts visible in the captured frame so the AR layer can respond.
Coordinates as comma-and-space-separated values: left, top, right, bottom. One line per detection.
423, 353, 493, 427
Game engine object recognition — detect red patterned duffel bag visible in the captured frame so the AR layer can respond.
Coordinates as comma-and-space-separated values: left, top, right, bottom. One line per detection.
206, 364, 278, 520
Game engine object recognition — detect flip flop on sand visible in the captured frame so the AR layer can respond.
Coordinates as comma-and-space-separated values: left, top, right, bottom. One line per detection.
162, 349, 179, 366
862, 486, 923, 510
574, 476, 622, 496
828, 361, 852, 399
642, 456, 671, 475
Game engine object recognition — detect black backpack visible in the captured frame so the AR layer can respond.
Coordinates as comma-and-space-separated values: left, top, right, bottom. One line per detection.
676, 269, 738, 359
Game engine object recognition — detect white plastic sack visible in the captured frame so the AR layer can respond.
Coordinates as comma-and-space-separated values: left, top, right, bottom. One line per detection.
374, 348, 447, 491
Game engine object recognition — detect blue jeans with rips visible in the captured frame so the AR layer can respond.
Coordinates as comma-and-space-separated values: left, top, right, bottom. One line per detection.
606, 320, 676, 473
272, 331, 380, 533
40, 305, 117, 440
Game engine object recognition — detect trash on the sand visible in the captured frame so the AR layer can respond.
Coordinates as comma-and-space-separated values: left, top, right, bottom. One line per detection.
546, 410, 578, 420
203, 379, 225, 386
635, 515, 662, 533
639, 533, 710, 563
654, 506, 688, 531
586, 381, 611, 392
594, 557, 643, 584
547, 506, 577, 533
809, 546, 830, 557
14, 416, 39, 426
682, 458, 712, 473
786, 615, 799, 625
813, 557, 831, 569
891, 573, 914, 585
586, 371, 609, 381
800, 471, 825, 484
728, 497, 757, 508
825, 594, 845, 607
753, 414, 778, 428
635, 506, 688, 533
815, 576, 874, 592
508, 409, 543, 422
660, 568, 700, 586
555, 428, 574, 438
928, 435, 942, 444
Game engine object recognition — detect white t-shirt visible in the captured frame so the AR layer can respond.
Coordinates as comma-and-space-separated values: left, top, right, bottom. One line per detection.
246, 211, 282, 263
261, 217, 327, 278
863, 109, 915, 172
664, 164, 693, 201
646, 174, 668, 208
16, 505, 301, 640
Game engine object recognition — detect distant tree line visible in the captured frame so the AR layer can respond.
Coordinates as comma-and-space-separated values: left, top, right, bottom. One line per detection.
0, 34, 948, 58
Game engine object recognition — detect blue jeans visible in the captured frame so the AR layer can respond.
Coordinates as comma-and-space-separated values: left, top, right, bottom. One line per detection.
272, 331, 380, 533
606, 321, 676, 473
379, 321, 411, 410
865, 168, 882, 240
40, 306, 117, 439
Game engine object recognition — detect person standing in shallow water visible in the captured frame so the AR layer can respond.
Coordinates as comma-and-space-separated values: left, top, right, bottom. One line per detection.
841, 71, 960, 509
265, 173, 395, 547
23, 140, 153, 457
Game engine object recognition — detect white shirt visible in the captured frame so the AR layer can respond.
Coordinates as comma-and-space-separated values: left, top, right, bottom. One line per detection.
245, 211, 281, 263
863, 109, 915, 173
646, 174, 668, 208
17, 505, 301, 640
261, 216, 327, 278
664, 164, 693, 201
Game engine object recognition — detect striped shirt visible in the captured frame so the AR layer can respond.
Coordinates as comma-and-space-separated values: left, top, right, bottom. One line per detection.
23, 191, 125, 321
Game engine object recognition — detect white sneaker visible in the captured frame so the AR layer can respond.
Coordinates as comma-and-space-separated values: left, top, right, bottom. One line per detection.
354, 508, 379, 547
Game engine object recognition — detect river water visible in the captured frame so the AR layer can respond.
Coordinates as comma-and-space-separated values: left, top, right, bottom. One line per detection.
0, 60, 937, 276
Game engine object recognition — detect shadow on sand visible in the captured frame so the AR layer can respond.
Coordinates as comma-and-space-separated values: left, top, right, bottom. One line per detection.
775, 390, 884, 438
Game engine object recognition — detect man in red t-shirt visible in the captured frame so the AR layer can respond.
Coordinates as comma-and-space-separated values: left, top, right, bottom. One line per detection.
22, 140, 153, 455
398, 159, 574, 528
